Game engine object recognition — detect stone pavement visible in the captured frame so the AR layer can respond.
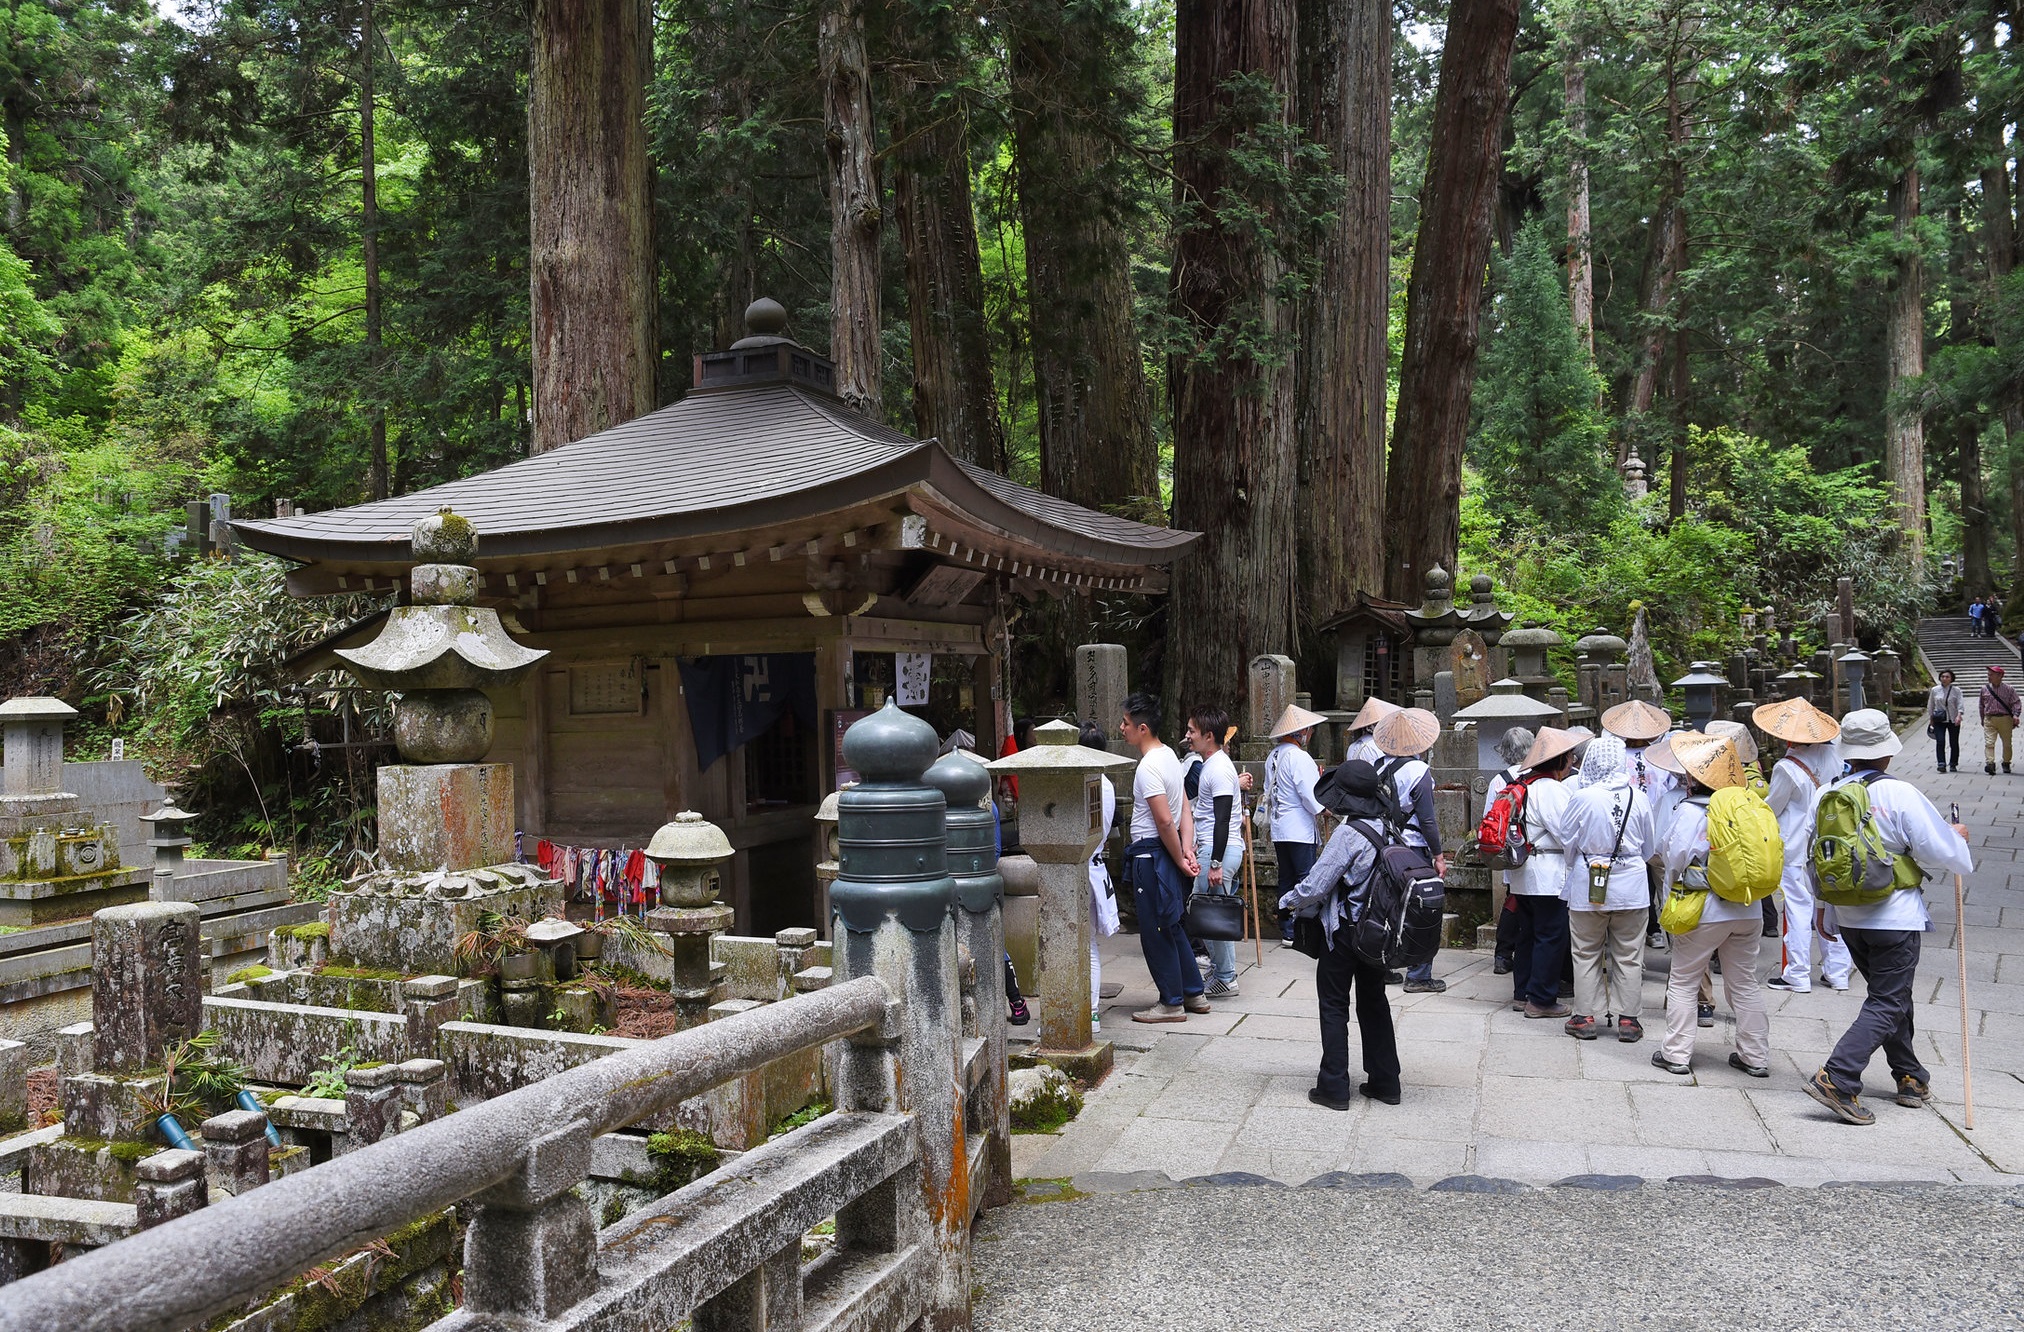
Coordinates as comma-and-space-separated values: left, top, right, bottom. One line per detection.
1010, 720, 2024, 1189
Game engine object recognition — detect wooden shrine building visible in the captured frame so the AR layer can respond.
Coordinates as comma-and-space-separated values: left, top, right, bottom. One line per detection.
235, 303, 1197, 933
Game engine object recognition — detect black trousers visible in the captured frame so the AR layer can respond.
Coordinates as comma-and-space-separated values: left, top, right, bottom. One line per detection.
1317, 927, 1400, 1101
1933, 721, 1960, 769
1825, 928, 1928, 1097
1494, 891, 1520, 960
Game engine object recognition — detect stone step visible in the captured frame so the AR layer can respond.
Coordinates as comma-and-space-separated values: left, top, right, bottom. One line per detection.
0, 1191, 139, 1245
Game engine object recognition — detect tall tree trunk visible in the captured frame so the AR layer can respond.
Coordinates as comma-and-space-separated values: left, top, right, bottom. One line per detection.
1624, 40, 1687, 461
1964, 425, 1991, 595
1009, 0, 1158, 510
1564, 41, 1593, 362
361, 0, 388, 501
528, 0, 657, 454
1669, 323, 1689, 520
1167, 0, 1301, 716
1294, 0, 1389, 619
822, 0, 883, 416
1976, 5, 2011, 588
887, 0, 1005, 470
1885, 160, 1926, 559
1382, 0, 1521, 602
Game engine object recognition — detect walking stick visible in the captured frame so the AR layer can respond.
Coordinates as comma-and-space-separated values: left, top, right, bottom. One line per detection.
1242, 810, 1263, 968
1952, 801, 1976, 1130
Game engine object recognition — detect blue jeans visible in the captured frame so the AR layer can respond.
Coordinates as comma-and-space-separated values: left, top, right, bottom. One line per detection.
1510, 894, 1569, 1006
1275, 841, 1316, 941
1194, 842, 1244, 985
1128, 839, 1202, 1007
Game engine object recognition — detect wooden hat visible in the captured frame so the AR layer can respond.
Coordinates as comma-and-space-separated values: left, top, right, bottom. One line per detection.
1753, 697, 1840, 744
1347, 696, 1402, 733
1672, 731, 1746, 791
1519, 726, 1583, 771
1642, 732, 1686, 774
1602, 699, 1672, 742
1705, 719, 1759, 765
1269, 704, 1329, 739
1375, 707, 1441, 757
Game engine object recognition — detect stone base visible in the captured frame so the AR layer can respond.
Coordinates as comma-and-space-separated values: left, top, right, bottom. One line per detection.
60, 1072, 172, 1142
327, 864, 562, 974
1032, 1041, 1113, 1083
25, 1138, 152, 1203
377, 764, 514, 873
0, 867, 149, 926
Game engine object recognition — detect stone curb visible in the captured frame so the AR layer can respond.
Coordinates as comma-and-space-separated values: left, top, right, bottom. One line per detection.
1049, 1171, 2013, 1198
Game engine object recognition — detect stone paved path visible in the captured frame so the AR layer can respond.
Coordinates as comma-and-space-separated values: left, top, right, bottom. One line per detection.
1010, 719, 2024, 1189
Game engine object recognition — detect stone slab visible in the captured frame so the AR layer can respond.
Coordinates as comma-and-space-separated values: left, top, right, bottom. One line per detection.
376, 762, 514, 872
92, 901, 203, 1074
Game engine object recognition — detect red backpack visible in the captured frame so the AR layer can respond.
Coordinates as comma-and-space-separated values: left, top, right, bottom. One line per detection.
1476, 770, 1535, 870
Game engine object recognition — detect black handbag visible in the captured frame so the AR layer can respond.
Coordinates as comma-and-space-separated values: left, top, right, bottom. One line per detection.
1182, 890, 1246, 942
1288, 911, 1327, 959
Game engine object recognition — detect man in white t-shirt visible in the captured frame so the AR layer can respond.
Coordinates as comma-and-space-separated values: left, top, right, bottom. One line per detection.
1185, 704, 1244, 999
1120, 692, 1204, 1023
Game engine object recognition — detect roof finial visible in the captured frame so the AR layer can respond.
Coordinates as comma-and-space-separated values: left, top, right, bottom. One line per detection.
745, 297, 788, 338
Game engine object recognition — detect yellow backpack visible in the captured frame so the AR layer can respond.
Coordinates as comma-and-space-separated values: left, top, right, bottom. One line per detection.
1706, 786, 1783, 903
1742, 760, 1770, 800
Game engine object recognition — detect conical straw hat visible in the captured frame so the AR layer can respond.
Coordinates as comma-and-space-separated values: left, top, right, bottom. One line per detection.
1375, 707, 1441, 757
1642, 732, 1686, 774
1519, 726, 1582, 771
1347, 696, 1402, 733
1672, 731, 1746, 791
1753, 697, 1840, 744
1704, 719, 1759, 765
1269, 704, 1329, 739
1602, 699, 1672, 742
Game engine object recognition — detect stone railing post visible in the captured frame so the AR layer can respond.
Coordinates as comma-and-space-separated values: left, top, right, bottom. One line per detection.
200, 1110, 271, 1196
828, 701, 968, 1330
134, 1149, 207, 1229
461, 1121, 600, 1321
925, 750, 1009, 1209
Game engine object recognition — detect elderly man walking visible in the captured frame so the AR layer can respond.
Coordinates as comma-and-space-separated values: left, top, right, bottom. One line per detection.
1982, 666, 2020, 776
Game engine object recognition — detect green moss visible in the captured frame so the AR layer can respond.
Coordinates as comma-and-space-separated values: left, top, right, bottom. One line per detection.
316, 963, 403, 982
1010, 1079, 1083, 1134
0, 925, 23, 936
226, 963, 274, 985
645, 1129, 720, 1193
1012, 1177, 1089, 1205
278, 921, 331, 942
601, 1193, 629, 1226
108, 1139, 156, 1163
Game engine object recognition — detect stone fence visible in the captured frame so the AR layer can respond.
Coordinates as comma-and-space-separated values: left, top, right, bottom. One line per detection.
0, 964, 1002, 1332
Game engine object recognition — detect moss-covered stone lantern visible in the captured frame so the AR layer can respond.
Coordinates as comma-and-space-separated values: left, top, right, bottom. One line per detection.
646, 811, 736, 1028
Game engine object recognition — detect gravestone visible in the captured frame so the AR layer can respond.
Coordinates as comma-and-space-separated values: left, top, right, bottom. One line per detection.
1243, 655, 1296, 760
1433, 671, 1459, 723
1448, 630, 1490, 710
0, 699, 74, 801
1838, 577, 1856, 645
1074, 645, 1130, 755
92, 902, 203, 1075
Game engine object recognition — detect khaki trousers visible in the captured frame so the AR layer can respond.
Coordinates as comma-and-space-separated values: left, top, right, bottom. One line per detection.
1569, 908, 1644, 1021
1986, 715, 2016, 767
1662, 915, 1770, 1067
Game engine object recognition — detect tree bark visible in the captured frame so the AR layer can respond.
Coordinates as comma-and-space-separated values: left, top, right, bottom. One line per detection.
1669, 323, 1688, 520
361, 0, 388, 501
1564, 42, 1594, 362
821, 0, 883, 416
1294, 0, 1389, 618
1166, 0, 1302, 716
1975, 5, 2009, 590
1884, 160, 1926, 559
1624, 37, 1688, 460
1009, 0, 1158, 510
1382, 0, 1521, 602
528, 0, 658, 454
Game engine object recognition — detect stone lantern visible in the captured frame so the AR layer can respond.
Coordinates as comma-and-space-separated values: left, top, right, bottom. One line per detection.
1872, 647, 1900, 708
140, 805, 196, 888
1404, 566, 1464, 648
1501, 622, 1564, 702
1837, 649, 1871, 716
1672, 662, 1727, 731
646, 811, 736, 1028
986, 718, 1132, 1078
1774, 668, 1818, 704
1621, 447, 1649, 500
812, 787, 844, 941
1461, 573, 1514, 650
0, 697, 76, 809
1453, 681, 1562, 772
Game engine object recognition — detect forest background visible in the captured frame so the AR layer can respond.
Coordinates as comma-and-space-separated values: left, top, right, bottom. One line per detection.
0, 0, 2016, 864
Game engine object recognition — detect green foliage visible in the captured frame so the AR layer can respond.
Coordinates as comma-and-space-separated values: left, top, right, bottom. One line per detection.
768, 1098, 831, 1139
645, 1128, 721, 1193
303, 1047, 359, 1099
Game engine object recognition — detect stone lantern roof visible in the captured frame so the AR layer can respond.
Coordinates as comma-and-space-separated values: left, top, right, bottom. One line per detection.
0, 698, 77, 723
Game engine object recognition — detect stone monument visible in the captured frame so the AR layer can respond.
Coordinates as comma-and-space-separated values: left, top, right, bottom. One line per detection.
643, 811, 736, 1030
1074, 644, 1131, 755
0, 698, 149, 926
1242, 656, 1297, 760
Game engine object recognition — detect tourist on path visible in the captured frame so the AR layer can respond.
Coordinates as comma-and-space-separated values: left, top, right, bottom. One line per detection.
1969, 596, 1987, 639
1603, 701, 1675, 952
1343, 696, 1399, 767
1079, 722, 1120, 1033
1280, 759, 1402, 1110
1507, 727, 1580, 1019
1758, 698, 1852, 994
1928, 670, 1965, 773
1562, 734, 1658, 1043
1804, 709, 1974, 1125
1651, 733, 1774, 1078
1375, 707, 1448, 993
1707, 720, 1777, 937
1119, 692, 1204, 1024
1184, 705, 1245, 1000
1263, 704, 1328, 944
1647, 735, 1719, 1026
1486, 726, 1536, 976
1981, 666, 2019, 775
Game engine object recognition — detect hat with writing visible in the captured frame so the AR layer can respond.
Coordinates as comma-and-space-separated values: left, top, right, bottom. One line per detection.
1375, 707, 1441, 758
1519, 726, 1583, 771
1347, 696, 1402, 734
1672, 731, 1746, 791
1836, 708, 1902, 762
1753, 697, 1839, 745
1269, 704, 1329, 740
1602, 699, 1672, 743
1704, 719, 1759, 765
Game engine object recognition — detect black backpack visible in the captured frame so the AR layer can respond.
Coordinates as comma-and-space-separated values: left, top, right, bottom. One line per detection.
1345, 818, 1446, 970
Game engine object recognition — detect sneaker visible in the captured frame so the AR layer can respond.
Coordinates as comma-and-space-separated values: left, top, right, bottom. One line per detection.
1091, 1011, 1101, 1033
1132, 1003, 1186, 1024
1359, 1082, 1403, 1106
1492, 956, 1512, 976
1646, 930, 1667, 951
1766, 976, 1810, 993
1564, 1014, 1599, 1041
1403, 978, 1447, 994
1894, 1074, 1930, 1108
1824, 979, 1850, 992
1697, 1002, 1716, 1029
1383, 970, 1406, 986
1510, 998, 1527, 1012
1204, 977, 1239, 1000
1525, 1000, 1572, 1019
1308, 1087, 1351, 1112
1804, 1068, 1875, 1125
1728, 1052, 1769, 1079
1183, 993, 1211, 1014
1651, 1050, 1691, 1076
1617, 1017, 1644, 1044
1008, 996, 1031, 1026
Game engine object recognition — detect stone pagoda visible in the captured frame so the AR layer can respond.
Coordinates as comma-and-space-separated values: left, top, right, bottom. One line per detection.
324, 509, 562, 973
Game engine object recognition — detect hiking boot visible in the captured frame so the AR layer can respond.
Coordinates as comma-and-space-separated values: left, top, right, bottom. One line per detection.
2007, 764, 2013, 775
1403, 978, 1446, 994
1008, 996, 1031, 1026
1651, 1050, 1692, 1076
1766, 976, 1810, 993
1895, 1074, 1931, 1108
1493, 955, 1512, 975
1564, 1014, 1599, 1040
1729, 1052, 1770, 1079
1989, 762, 1999, 775
1697, 1002, 1716, 1028
1308, 1087, 1351, 1112
1183, 993, 1212, 1014
1525, 1000, 1572, 1019
1204, 977, 1239, 1000
1359, 1082, 1403, 1106
1804, 1068, 1875, 1125
1132, 1003, 1186, 1024
1617, 1017, 1644, 1043
1383, 970, 1406, 986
